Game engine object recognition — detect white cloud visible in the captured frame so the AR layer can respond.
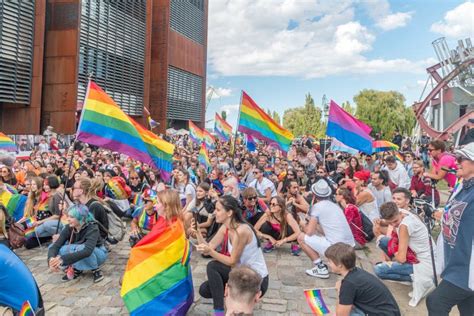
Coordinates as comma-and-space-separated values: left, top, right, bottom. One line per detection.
376, 12, 413, 31
431, 2, 474, 39
208, 0, 422, 78
207, 87, 232, 99
218, 104, 240, 116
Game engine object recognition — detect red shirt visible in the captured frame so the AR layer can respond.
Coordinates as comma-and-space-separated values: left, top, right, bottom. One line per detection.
410, 175, 440, 204
343, 204, 366, 246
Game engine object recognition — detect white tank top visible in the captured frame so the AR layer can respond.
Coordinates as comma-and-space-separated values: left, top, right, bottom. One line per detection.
228, 225, 269, 278
359, 189, 380, 221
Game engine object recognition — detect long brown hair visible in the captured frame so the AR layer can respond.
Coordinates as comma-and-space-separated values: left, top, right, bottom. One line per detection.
24, 176, 44, 217
157, 189, 182, 221
269, 196, 289, 239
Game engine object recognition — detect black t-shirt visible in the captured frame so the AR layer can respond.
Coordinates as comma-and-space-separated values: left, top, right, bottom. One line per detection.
339, 268, 401, 316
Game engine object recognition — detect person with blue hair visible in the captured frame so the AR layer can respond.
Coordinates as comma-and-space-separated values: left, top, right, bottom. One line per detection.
47, 204, 108, 283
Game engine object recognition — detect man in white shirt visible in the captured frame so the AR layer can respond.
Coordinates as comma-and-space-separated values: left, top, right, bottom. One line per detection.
297, 180, 355, 279
384, 156, 411, 189
248, 166, 277, 204
368, 170, 392, 209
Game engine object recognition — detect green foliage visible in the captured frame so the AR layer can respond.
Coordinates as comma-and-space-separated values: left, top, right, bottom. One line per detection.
353, 89, 416, 139
341, 101, 355, 116
272, 111, 281, 125
283, 93, 325, 137
221, 111, 227, 121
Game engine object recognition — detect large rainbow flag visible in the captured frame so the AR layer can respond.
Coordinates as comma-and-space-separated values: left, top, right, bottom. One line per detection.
121, 216, 193, 315
237, 91, 294, 153
326, 100, 373, 154
77, 81, 175, 182
0, 133, 16, 152
188, 120, 204, 144
0, 187, 26, 221
214, 113, 232, 142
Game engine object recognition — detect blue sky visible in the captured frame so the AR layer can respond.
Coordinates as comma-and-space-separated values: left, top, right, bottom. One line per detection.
204, 0, 473, 130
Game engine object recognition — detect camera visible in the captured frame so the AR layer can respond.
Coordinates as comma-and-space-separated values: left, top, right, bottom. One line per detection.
413, 199, 435, 219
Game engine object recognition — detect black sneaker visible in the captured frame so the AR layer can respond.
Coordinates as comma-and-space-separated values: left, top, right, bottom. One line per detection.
62, 269, 82, 281
92, 269, 104, 283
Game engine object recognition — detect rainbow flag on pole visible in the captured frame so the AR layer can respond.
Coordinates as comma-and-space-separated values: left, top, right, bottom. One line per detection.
203, 128, 216, 150
372, 140, 399, 152
188, 120, 204, 144
19, 300, 35, 316
304, 289, 331, 315
0, 133, 16, 152
77, 81, 175, 182
326, 100, 373, 154
237, 91, 294, 153
214, 113, 232, 142
198, 143, 211, 168
121, 216, 193, 315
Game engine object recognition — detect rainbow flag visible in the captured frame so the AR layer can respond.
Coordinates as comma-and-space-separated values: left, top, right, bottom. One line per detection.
0, 188, 26, 221
19, 300, 35, 316
76, 81, 174, 182
188, 120, 204, 144
24, 227, 36, 239
326, 100, 373, 154
202, 128, 215, 150
238, 91, 294, 153
214, 113, 232, 142
373, 140, 399, 153
121, 217, 193, 315
22, 216, 36, 228
394, 151, 404, 162
198, 143, 211, 168
304, 289, 331, 315
0, 133, 16, 152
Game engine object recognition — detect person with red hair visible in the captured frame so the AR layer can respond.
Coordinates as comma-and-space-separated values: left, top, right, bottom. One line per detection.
354, 170, 379, 221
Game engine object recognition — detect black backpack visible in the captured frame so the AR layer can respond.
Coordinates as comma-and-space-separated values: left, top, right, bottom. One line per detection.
359, 211, 375, 242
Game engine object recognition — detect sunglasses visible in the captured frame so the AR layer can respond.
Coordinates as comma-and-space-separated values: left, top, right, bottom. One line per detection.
130, 177, 139, 180
246, 196, 257, 200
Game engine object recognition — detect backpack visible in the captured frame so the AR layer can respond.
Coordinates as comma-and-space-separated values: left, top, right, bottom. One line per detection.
359, 211, 375, 242
91, 201, 125, 244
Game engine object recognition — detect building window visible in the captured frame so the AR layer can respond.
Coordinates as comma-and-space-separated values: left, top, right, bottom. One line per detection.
78, 0, 146, 116
0, 1, 35, 104
170, 0, 204, 45
167, 66, 203, 122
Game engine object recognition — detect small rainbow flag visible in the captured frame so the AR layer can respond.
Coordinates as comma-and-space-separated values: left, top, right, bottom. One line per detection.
24, 227, 36, 239
0, 133, 16, 152
22, 216, 36, 229
203, 128, 215, 150
121, 217, 193, 315
198, 143, 211, 168
238, 92, 294, 153
188, 120, 204, 144
214, 113, 232, 142
373, 140, 399, 153
304, 289, 331, 315
76, 81, 174, 182
19, 300, 35, 316
394, 151, 404, 162
0, 187, 27, 221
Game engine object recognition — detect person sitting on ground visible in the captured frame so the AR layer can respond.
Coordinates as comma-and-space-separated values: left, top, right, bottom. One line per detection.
48, 204, 107, 283
374, 202, 435, 306
191, 183, 218, 240
196, 195, 269, 316
384, 156, 411, 189
222, 176, 240, 200
254, 196, 301, 255
129, 188, 158, 247
241, 187, 267, 226
409, 160, 440, 207
354, 170, 379, 221
298, 179, 355, 279
345, 156, 363, 180
325, 242, 401, 316
248, 166, 277, 204
392, 187, 414, 214
285, 179, 309, 218
368, 170, 392, 211
224, 266, 263, 316
335, 187, 366, 249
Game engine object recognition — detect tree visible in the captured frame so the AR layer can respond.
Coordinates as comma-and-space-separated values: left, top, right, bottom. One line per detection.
353, 89, 416, 139
283, 93, 325, 137
221, 111, 227, 121
341, 101, 355, 116
272, 111, 281, 125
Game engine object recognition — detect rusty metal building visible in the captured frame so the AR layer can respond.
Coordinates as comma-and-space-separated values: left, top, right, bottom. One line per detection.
0, 0, 207, 134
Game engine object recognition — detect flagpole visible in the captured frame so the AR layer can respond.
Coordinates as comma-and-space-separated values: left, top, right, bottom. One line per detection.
322, 102, 330, 166
232, 90, 243, 158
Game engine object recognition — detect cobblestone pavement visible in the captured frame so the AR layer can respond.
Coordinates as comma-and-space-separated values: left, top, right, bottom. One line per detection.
15, 234, 443, 316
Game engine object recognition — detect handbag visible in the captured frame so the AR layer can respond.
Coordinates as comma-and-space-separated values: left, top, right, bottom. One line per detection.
7, 220, 25, 249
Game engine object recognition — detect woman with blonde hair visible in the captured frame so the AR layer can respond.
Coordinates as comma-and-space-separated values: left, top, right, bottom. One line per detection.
222, 176, 240, 199
156, 189, 182, 221
23, 177, 48, 219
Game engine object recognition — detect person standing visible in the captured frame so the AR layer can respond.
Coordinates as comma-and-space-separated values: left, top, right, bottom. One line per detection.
427, 143, 474, 315
459, 118, 474, 146
419, 132, 431, 169
424, 140, 457, 188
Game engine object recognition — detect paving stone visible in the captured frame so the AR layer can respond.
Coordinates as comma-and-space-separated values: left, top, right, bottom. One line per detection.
261, 303, 287, 312
98, 307, 121, 314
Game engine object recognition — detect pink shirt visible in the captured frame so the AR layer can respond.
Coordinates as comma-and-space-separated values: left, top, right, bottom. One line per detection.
432, 153, 457, 188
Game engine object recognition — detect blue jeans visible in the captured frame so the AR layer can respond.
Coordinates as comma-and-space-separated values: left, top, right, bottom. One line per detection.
35, 220, 63, 238
58, 244, 108, 271
421, 151, 430, 169
374, 237, 413, 282
350, 306, 366, 316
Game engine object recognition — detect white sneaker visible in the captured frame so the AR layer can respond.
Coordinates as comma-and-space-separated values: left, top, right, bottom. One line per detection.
305, 263, 329, 279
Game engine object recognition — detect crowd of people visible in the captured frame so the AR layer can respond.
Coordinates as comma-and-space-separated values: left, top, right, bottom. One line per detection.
0, 128, 473, 316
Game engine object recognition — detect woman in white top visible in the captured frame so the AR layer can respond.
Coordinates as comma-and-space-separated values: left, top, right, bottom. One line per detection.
196, 195, 269, 315
354, 170, 380, 221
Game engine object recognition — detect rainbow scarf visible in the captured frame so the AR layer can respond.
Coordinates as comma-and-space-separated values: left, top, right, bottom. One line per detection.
304, 289, 331, 315
0, 133, 16, 152
19, 300, 35, 316
238, 91, 293, 153
121, 217, 193, 315
77, 81, 174, 182
188, 120, 204, 144
214, 113, 232, 142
